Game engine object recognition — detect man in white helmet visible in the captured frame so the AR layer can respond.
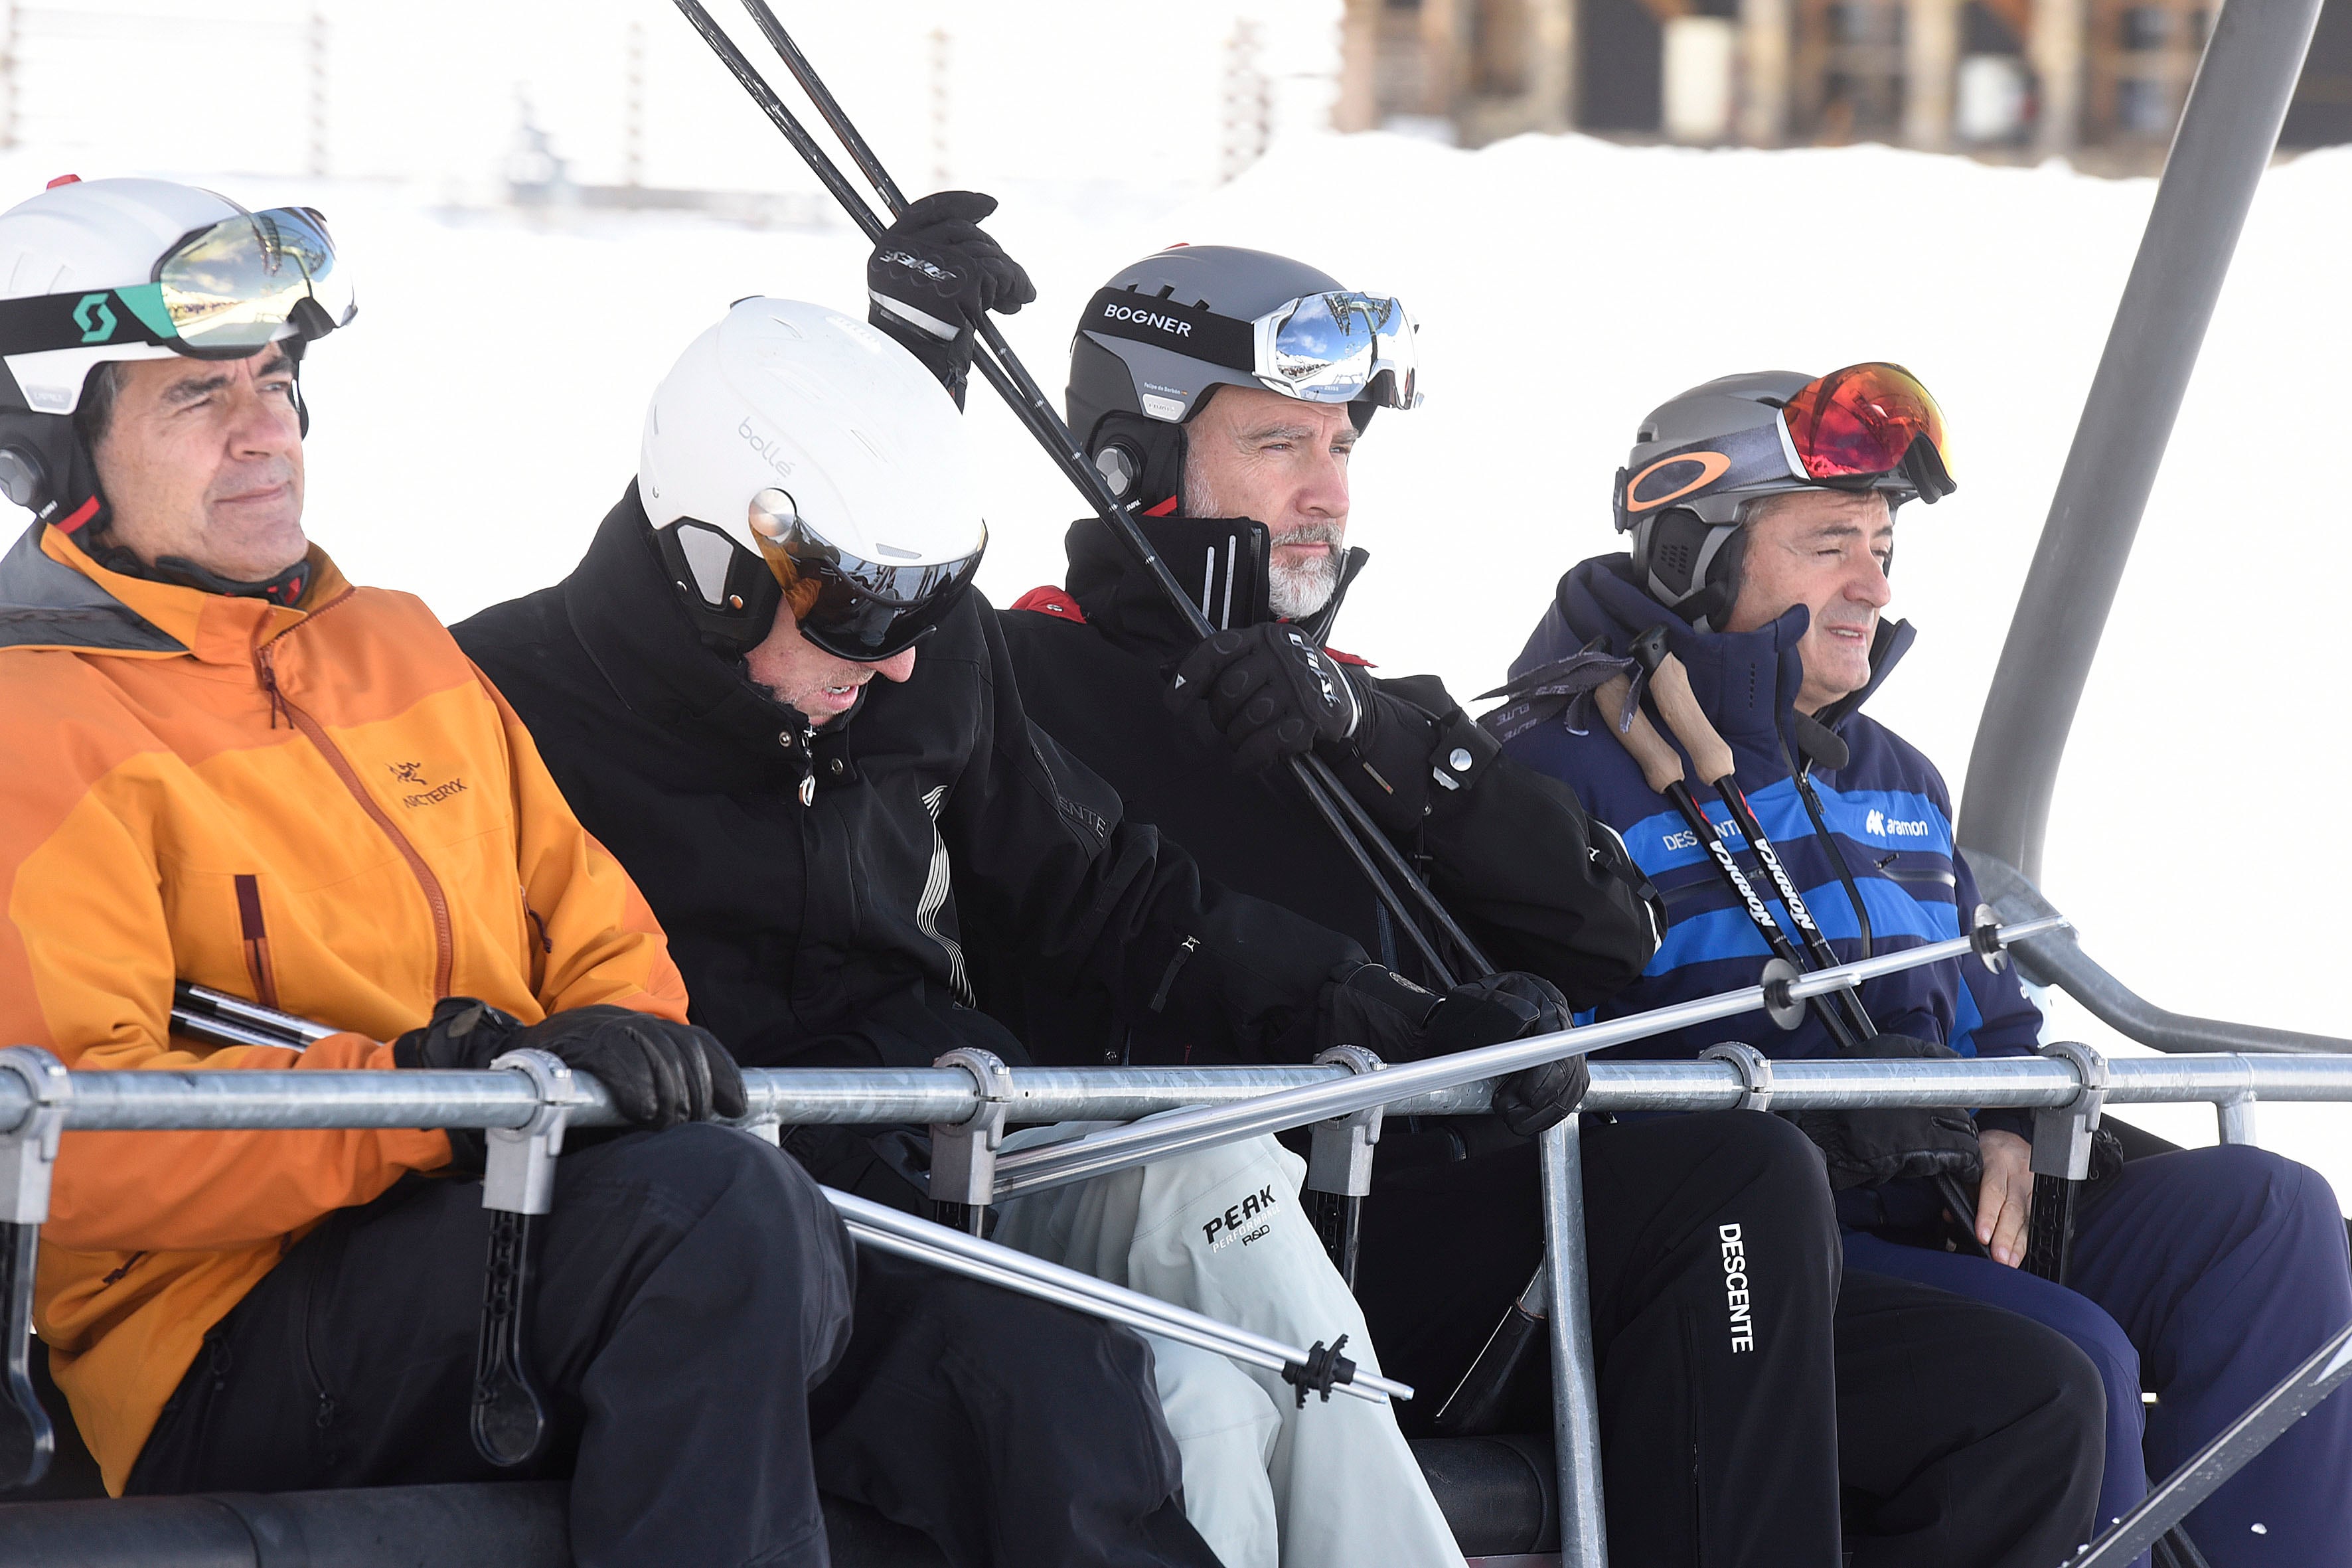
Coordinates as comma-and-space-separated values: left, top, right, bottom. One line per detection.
455, 245, 1598, 1563
0, 175, 1228, 1568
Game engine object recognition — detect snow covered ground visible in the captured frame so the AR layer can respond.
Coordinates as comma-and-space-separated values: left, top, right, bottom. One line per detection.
10, 124, 2351, 1208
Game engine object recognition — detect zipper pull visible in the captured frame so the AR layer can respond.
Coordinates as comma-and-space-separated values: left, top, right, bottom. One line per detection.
785, 726, 817, 806
256, 648, 287, 730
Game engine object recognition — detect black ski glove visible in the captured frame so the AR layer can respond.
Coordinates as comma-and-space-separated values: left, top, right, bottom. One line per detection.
1170, 622, 1365, 773
1314, 964, 1588, 1137
1786, 1033, 1982, 1190
867, 190, 1036, 406
395, 999, 747, 1171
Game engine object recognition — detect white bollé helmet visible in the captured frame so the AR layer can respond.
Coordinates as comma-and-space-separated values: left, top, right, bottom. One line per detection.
0, 175, 353, 532
639, 297, 986, 659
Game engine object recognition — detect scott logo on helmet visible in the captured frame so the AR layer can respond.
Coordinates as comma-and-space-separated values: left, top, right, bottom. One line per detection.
73, 293, 116, 345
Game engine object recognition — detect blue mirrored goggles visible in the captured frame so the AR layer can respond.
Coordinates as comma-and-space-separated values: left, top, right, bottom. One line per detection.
1251, 291, 1420, 409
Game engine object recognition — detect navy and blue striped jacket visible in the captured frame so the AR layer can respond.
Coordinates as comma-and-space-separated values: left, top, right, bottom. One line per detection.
1496, 554, 2042, 1076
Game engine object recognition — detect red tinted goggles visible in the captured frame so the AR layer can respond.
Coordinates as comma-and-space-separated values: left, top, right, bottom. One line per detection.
1780, 362, 1954, 499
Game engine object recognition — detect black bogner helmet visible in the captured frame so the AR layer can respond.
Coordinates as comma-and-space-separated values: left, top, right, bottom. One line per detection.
1066, 244, 1421, 512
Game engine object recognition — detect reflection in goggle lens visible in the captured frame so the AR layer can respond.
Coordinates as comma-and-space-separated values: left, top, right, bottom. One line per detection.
1263, 292, 1416, 406
1780, 362, 1952, 485
159, 207, 353, 354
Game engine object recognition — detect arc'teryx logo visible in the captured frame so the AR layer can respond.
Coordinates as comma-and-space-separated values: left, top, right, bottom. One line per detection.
1864, 808, 1931, 838
74, 293, 116, 345
387, 760, 466, 809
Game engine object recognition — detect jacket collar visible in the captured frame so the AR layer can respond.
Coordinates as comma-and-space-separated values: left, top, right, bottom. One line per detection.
560, 483, 823, 761
1512, 552, 1913, 755
1063, 512, 1370, 661
0, 520, 345, 664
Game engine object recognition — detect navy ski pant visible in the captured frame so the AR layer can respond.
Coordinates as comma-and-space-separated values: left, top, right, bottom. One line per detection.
1847, 1142, 2352, 1568
127, 1125, 1220, 1568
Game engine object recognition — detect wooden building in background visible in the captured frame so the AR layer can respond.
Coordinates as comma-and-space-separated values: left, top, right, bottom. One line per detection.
1336, 0, 2351, 164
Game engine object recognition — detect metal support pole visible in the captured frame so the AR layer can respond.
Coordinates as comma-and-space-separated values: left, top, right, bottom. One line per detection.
0, 1046, 65, 1490
471, 1049, 576, 1468
1540, 1118, 1607, 1567
1305, 1046, 1385, 1287
927, 1048, 1012, 1235
1959, 0, 2327, 880
2216, 1092, 2258, 1145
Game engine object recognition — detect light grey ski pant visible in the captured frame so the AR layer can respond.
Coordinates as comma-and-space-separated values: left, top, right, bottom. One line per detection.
993, 1123, 1466, 1568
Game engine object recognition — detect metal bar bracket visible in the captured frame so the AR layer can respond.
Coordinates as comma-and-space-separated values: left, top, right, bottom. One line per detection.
1972, 903, 2010, 973
1701, 1042, 1776, 1111
2031, 1038, 2110, 1179
2217, 1090, 2258, 1146
1306, 1046, 1386, 1198
929, 1048, 1013, 1231
472, 1047, 577, 1469
0, 1046, 67, 1490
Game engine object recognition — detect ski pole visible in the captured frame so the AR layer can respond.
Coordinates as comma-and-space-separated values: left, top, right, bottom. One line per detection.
1626, 627, 1877, 1044
830, 1188, 1405, 1406
676, 0, 1494, 988
2063, 1318, 2352, 1567
1590, 672, 1867, 1053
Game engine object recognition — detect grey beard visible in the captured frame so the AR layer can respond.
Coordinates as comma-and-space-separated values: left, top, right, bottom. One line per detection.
1267, 536, 1342, 619
1182, 464, 1343, 621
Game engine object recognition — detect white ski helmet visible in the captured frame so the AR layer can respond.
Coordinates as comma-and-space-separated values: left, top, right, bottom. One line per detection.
0, 175, 353, 533
639, 297, 986, 659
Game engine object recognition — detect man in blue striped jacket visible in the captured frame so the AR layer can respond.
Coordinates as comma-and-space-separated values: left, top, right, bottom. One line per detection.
1497, 363, 2352, 1567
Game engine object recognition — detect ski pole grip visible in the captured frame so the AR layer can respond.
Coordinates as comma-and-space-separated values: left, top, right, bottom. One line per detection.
1594, 676, 1686, 796
1644, 655, 1737, 789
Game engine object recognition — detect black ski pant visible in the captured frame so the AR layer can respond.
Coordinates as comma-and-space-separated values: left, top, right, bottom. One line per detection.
1354, 1109, 2104, 1567
127, 1124, 1220, 1568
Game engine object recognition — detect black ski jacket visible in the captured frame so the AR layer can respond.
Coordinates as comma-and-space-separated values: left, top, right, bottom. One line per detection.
453, 487, 1363, 1090
981, 515, 1660, 1067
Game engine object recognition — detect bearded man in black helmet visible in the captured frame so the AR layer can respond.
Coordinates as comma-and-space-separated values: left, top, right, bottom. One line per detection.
974, 245, 2108, 1568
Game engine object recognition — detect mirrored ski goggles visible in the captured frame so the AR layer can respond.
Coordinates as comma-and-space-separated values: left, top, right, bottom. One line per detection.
1253, 291, 1420, 408
1780, 362, 1954, 498
749, 488, 986, 663
1081, 286, 1421, 410
0, 205, 353, 360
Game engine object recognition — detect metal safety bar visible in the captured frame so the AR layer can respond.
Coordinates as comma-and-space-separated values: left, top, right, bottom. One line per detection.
1969, 850, 2352, 1058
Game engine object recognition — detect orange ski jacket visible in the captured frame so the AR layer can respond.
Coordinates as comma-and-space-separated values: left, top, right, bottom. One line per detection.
0, 521, 687, 1492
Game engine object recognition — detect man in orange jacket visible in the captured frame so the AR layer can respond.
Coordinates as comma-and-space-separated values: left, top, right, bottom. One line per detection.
0, 177, 1219, 1568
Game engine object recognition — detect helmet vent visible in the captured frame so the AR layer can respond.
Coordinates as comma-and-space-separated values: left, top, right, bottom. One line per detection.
1657, 540, 1696, 577
672, 520, 740, 607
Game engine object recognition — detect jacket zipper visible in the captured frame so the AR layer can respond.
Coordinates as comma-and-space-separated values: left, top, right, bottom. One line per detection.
256, 601, 456, 998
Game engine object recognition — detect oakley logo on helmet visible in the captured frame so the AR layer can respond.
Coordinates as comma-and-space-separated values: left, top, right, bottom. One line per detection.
738, 418, 795, 481
72, 293, 117, 345
1099, 301, 1194, 339
1624, 450, 1732, 514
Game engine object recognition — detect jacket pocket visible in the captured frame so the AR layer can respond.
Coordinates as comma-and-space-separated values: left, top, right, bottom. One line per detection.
234, 874, 279, 1010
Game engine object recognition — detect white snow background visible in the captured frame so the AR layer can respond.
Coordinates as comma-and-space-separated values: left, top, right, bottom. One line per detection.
10, 2, 2351, 1210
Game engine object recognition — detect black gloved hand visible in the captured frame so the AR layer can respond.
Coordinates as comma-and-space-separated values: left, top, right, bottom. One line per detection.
1453, 973, 1589, 1138
867, 190, 1036, 403
1169, 622, 1364, 772
514, 1006, 747, 1129
1314, 965, 1587, 1137
1786, 1032, 1982, 1191
392, 996, 525, 1174
396, 998, 747, 1147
